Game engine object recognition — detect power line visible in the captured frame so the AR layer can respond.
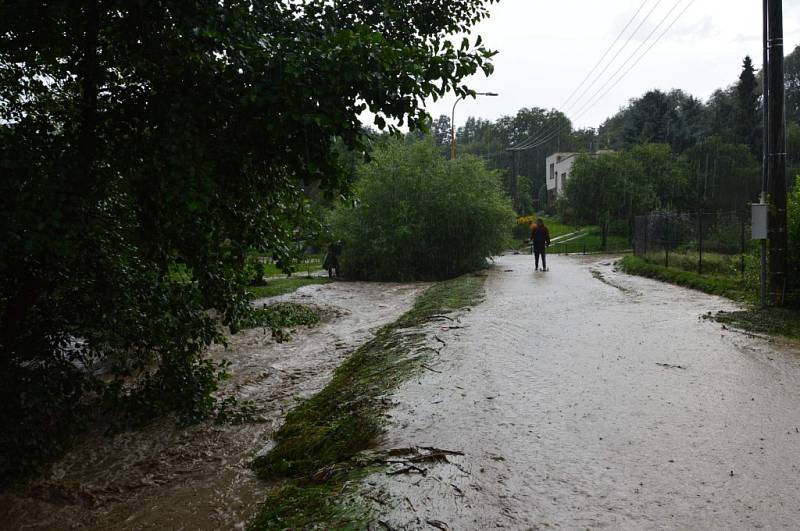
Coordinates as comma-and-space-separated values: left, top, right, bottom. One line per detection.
510, 0, 664, 151
509, 117, 570, 151
559, 0, 652, 111
511, 0, 694, 153
587, 0, 696, 112
562, 0, 665, 115
570, 0, 690, 120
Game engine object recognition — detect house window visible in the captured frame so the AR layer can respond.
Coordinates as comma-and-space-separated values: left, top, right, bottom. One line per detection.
550, 163, 555, 180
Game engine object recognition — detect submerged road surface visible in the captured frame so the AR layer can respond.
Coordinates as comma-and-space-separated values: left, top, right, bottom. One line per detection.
371, 254, 800, 530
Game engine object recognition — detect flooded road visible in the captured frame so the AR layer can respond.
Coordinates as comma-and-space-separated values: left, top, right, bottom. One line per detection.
370, 254, 800, 530
0, 280, 425, 530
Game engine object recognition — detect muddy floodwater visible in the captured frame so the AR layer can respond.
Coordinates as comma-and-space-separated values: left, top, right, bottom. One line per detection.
0, 280, 425, 530
369, 254, 800, 530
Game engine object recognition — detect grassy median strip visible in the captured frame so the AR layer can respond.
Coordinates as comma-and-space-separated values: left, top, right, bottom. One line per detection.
248, 274, 485, 530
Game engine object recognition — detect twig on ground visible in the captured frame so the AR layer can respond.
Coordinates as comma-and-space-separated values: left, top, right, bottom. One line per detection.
656, 362, 686, 370
418, 447, 465, 456
387, 464, 427, 476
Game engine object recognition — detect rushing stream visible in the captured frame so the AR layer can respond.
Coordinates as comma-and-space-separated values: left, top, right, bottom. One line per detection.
5, 255, 800, 530
0, 281, 426, 530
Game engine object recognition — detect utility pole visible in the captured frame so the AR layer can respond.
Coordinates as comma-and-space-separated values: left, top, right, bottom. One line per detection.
767, 0, 788, 305
760, 0, 769, 307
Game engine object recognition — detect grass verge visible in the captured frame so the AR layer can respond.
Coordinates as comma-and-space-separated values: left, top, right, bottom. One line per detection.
618, 256, 751, 302
247, 277, 331, 299
620, 256, 800, 341
248, 274, 485, 530
515, 215, 630, 253
552, 227, 629, 254
705, 308, 800, 341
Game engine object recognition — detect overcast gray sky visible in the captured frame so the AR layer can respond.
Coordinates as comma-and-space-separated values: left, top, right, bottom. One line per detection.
425, 0, 800, 132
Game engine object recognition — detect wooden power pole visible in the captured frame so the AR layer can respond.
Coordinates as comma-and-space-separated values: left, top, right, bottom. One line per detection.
767, 0, 788, 305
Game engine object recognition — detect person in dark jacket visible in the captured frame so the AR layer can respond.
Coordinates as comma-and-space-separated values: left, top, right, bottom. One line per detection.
529, 218, 551, 271
323, 241, 342, 278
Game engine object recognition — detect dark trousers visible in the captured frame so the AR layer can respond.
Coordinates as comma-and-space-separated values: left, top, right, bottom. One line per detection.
534, 245, 546, 269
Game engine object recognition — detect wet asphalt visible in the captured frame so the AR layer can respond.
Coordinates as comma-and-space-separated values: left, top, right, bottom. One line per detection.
371, 254, 800, 530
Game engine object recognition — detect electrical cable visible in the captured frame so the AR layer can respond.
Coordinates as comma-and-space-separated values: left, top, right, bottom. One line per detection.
570, 0, 690, 120
562, 0, 665, 115
559, 0, 652, 111
511, 0, 694, 152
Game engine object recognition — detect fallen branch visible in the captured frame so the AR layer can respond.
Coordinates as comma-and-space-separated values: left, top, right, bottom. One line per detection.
656, 362, 686, 370
387, 464, 427, 476
418, 446, 465, 456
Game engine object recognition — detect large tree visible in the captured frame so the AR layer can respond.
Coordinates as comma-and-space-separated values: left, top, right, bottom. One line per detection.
562, 153, 650, 249
598, 89, 704, 153
0, 0, 498, 480
682, 137, 761, 211
735, 55, 760, 155
626, 143, 690, 211
784, 44, 800, 125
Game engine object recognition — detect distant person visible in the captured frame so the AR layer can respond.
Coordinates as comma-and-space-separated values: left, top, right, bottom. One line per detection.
529, 218, 551, 271
323, 241, 342, 278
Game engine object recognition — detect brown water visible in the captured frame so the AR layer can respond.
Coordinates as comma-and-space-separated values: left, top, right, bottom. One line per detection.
0, 281, 425, 530
368, 255, 800, 530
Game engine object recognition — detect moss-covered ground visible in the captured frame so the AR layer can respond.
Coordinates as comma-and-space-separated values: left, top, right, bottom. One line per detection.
248, 274, 485, 530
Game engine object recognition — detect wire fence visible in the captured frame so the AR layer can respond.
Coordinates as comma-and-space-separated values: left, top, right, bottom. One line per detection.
633, 210, 752, 277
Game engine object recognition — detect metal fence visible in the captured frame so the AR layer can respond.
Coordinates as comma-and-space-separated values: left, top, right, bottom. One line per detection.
633, 211, 752, 277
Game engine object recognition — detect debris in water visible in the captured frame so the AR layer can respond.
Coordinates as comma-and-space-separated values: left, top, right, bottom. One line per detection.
656, 362, 686, 370
387, 464, 427, 476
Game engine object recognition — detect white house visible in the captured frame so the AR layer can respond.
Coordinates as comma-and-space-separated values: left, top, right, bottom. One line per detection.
545, 150, 614, 206
545, 152, 577, 205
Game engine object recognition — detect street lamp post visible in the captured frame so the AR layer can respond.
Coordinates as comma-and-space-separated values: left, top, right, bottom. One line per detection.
451, 92, 498, 159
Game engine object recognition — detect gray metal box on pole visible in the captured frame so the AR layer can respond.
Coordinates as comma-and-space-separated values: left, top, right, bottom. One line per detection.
752, 203, 768, 240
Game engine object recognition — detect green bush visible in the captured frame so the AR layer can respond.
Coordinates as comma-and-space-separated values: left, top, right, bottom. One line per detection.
332, 141, 515, 280
789, 181, 800, 300
608, 219, 629, 238
512, 220, 532, 240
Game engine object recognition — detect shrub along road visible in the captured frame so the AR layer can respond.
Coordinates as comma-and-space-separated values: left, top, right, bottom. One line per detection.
366, 254, 800, 529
